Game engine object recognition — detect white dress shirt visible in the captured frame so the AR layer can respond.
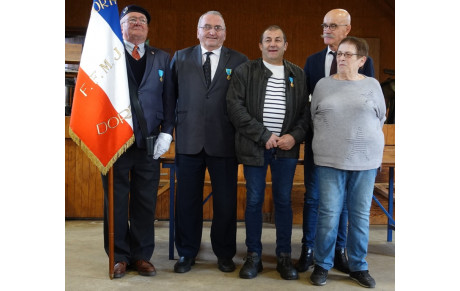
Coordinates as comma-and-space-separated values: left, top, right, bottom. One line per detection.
325, 46, 335, 77
124, 40, 145, 58
201, 46, 222, 81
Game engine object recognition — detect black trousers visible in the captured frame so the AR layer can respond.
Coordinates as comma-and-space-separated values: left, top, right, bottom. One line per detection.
174, 149, 238, 259
102, 144, 160, 264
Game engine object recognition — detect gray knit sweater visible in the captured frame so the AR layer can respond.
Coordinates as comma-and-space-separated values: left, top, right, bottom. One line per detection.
311, 76, 386, 171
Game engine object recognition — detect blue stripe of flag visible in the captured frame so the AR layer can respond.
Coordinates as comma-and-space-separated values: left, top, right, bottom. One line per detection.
93, 0, 123, 43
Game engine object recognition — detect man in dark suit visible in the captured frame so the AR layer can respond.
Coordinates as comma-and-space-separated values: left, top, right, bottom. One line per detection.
101, 5, 176, 279
170, 10, 248, 274
295, 8, 375, 274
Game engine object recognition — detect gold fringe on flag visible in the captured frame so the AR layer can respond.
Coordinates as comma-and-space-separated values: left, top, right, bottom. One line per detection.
68, 127, 135, 175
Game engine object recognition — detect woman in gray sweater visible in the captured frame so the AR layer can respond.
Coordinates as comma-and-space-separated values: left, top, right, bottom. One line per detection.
309, 36, 386, 289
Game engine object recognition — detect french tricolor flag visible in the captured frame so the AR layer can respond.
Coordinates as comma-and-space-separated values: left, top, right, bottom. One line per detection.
69, 1, 134, 175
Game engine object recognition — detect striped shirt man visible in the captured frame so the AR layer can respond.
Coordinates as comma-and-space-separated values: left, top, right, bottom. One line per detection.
263, 61, 286, 136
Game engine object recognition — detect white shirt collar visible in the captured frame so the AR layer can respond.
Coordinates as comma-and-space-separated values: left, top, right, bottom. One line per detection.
201, 46, 222, 57
124, 40, 145, 54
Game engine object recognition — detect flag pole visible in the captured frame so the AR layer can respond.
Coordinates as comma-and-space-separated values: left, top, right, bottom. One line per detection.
67, 0, 130, 280
108, 167, 114, 279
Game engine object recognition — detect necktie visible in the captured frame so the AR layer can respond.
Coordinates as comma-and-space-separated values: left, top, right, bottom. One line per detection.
330, 51, 337, 75
203, 52, 212, 88
132, 45, 141, 60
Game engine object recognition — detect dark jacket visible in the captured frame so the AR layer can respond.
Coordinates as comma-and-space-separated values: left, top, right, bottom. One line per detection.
126, 44, 176, 148
226, 58, 310, 166
171, 45, 248, 156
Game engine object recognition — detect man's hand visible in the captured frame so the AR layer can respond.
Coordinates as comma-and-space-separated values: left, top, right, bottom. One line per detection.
153, 133, 173, 159
276, 134, 295, 151
265, 134, 280, 149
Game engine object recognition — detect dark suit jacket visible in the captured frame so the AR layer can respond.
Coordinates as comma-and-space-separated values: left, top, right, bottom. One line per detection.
304, 47, 375, 97
126, 44, 176, 148
171, 45, 248, 157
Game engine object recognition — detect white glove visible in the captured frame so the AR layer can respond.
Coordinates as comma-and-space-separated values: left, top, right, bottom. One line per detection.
153, 133, 173, 160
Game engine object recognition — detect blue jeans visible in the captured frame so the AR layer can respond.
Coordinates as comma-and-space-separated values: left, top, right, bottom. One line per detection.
314, 166, 377, 272
244, 149, 298, 257
302, 137, 348, 249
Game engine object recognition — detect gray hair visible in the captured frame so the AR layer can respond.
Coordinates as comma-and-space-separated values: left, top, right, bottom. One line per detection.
197, 11, 226, 28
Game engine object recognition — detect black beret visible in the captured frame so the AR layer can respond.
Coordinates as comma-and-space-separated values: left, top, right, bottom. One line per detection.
120, 5, 151, 24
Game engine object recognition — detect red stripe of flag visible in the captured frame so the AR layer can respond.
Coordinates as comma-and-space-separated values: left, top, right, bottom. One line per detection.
69, 68, 133, 171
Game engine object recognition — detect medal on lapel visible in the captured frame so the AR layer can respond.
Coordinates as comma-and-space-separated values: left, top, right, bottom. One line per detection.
226, 68, 232, 80
159, 69, 164, 82
289, 77, 294, 87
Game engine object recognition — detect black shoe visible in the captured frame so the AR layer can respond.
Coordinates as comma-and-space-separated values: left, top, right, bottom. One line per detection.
350, 270, 376, 288
295, 245, 314, 272
334, 248, 350, 274
217, 257, 235, 272
174, 256, 195, 273
310, 264, 328, 286
276, 253, 299, 280
239, 252, 263, 279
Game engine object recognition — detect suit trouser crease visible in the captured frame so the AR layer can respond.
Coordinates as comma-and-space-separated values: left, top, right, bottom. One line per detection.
175, 150, 238, 258
102, 145, 160, 263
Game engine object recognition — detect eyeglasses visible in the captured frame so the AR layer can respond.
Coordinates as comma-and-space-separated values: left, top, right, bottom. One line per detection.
124, 17, 148, 25
337, 52, 361, 58
321, 23, 348, 31
199, 25, 225, 32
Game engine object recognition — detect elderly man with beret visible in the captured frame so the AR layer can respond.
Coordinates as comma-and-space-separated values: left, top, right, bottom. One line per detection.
101, 4, 175, 278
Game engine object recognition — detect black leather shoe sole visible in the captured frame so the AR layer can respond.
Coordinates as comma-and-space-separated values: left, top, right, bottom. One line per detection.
239, 262, 263, 279
277, 266, 299, 280
239, 273, 256, 279
218, 258, 236, 272
174, 257, 196, 273
279, 272, 299, 280
310, 265, 328, 286
310, 277, 327, 286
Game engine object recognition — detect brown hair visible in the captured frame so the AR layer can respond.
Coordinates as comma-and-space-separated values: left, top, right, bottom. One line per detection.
339, 36, 369, 57
260, 25, 287, 43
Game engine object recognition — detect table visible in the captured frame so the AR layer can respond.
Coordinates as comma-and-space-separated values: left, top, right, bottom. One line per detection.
372, 146, 395, 242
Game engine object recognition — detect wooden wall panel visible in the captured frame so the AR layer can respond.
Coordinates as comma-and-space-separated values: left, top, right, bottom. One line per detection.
66, 0, 395, 81
65, 116, 104, 218
66, 117, 394, 224
384, 124, 395, 145
65, 138, 76, 215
